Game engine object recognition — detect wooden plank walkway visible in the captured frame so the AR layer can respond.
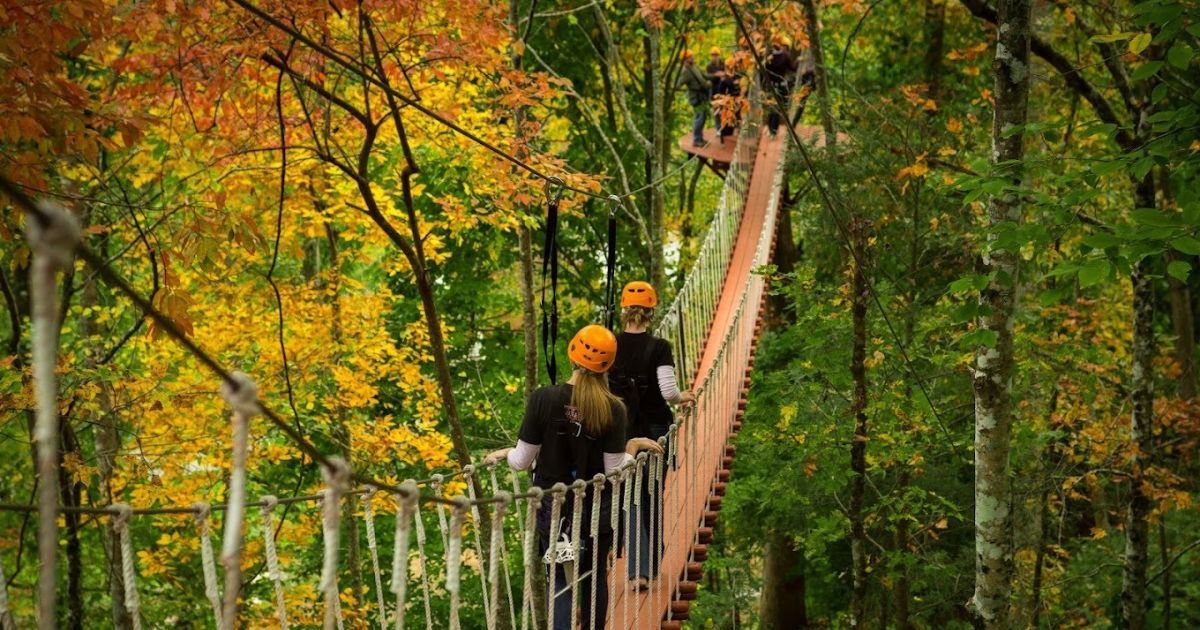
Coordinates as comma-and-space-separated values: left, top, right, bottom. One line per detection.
607, 128, 787, 628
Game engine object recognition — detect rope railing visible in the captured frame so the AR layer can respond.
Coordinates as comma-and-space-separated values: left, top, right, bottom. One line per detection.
1, 66, 784, 630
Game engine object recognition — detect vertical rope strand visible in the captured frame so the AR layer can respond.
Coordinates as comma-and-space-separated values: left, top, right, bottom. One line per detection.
520, 487, 541, 630
412, 498, 435, 630
391, 481, 418, 630
463, 467, 494, 629
111, 504, 142, 630
320, 458, 351, 630
568, 481, 586, 630
620, 468, 633, 629
446, 499, 467, 630
260, 496, 288, 629
194, 503, 223, 627
589, 474, 604, 630
491, 465, 519, 630
218, 372, 258, 628
488, 495, 508, 629
546, 486, 565, 630
363, 486, 388, 627
26, 202, 78, 629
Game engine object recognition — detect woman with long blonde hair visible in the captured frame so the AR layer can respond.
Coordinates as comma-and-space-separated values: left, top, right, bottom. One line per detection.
487, 324, 660, 629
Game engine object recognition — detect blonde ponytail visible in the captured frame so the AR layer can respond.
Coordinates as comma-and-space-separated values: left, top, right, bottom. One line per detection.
571, 369, 625, 436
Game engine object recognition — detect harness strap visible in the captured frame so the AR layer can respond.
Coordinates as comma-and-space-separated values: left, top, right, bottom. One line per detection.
605, 195, 620, 330
541, 179, 564, 383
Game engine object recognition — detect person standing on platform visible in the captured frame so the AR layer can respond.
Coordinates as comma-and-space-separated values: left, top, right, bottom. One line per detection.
678, 50, 713, 147
608, 281, 694, 591
706, 46, 726, 99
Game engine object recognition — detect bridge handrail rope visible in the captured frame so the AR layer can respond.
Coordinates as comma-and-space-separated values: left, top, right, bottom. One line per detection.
2, 51, 783, 629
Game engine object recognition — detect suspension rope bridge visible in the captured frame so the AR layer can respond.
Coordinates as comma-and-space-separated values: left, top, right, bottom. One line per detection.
0, 60, 833, 628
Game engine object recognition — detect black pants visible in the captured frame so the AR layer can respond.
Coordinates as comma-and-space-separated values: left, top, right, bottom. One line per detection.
540, 527, 613, 630
767, 81, 791, 133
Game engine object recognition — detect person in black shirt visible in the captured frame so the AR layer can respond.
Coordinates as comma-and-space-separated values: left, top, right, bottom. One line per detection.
608, 281, 694, 590
486, 324, 661, 629
764, 36, 796, 136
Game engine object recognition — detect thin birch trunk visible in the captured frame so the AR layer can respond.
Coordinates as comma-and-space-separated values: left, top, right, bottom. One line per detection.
969, 1, 1032, 626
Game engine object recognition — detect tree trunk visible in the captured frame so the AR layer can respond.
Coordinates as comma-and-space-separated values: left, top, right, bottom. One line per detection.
1166, 252, 1195, 399
60, 422, 84, 630
800, 0, 835, 144
760, 531, 807, 628
923, 0, 947, 102
519, 226, 538, 398
848, 215, 870, 628
508, 0, 539, 400
1123, 257, 1155, 630
969, 1, 1031, 626
82, 277, 131, 628
645, 26, 667, 290
508, 2, 545, 623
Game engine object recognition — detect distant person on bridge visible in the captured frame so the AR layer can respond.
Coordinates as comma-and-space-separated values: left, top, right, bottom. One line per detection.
608, 281, 694, 591
486, 324, 662, 630
763, 36, 796, 137
678, 50, 714, 147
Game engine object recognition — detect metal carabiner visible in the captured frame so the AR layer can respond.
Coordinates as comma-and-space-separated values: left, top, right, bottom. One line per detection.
606, 194, 621, 218
544, 176, 566, 205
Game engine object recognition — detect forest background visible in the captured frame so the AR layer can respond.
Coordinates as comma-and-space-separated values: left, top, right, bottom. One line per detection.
1, 0, 1198, 628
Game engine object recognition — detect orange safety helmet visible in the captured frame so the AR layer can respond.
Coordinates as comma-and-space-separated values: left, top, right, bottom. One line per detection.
568, 325, 618, 373
709, 46, 722, 56
621, 281, 658, 308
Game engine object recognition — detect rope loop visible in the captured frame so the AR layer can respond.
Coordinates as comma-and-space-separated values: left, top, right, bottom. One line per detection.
193, 502, 223, 628
320, 456, 351, 630
24, 200, 80, 270
258, 495, 288, 629
219, 371, 260, 418
111, 504, 142, 630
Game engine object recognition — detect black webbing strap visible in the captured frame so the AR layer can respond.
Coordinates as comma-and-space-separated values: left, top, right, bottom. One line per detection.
604, 195, 620, 330
541, 178, 564, 383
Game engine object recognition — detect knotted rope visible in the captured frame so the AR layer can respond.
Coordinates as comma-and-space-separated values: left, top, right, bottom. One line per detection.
362, 486, 388, 627
320, 457, 351, 630
391, 481, 418, 630
462, 466, 494, 629
589, 473, 605, 630
568, 480, 586, 630
520, 486, 542, 630
193, 503, 223, 627
632, 454, 646, 629
607, 469, 623, 625
111, 504, 142, 630
446, 498, 468, 630
430, 474, 450, 548
26, 200, 78, 629
260, 495, 288, 629
218, 371, 258, 628
412, 497, 435, 630
546, 484, 566, 630
621, 464, 634, 628
488, 493, 509, 629
489, 464, 519, 630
